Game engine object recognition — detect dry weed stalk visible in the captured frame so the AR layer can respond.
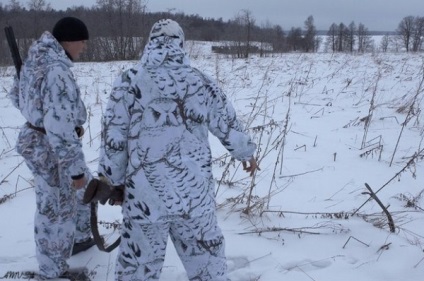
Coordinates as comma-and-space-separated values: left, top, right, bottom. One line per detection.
397, 227, 424, 248
215, 60, 291, 215
363, 183, 395, 232
278, 79, 294, 176
361, 72, 381, 149
393, 189, 424, 211
0, 126, 12, 149
390, 68, 424, 166
0, 160, 24, 186
238, 221, 349, 236
353, 147, 424, 215
0, 193, 15, 205
343, 236, 370, 248
261, 209, 351, 220
359, 135, 383, 161
0, 184, 33, 205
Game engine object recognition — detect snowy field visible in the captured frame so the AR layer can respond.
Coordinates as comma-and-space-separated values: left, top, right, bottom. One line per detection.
1, 42, 424, 281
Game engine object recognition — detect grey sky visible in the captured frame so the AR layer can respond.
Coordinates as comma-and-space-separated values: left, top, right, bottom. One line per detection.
2, 0, 423, 31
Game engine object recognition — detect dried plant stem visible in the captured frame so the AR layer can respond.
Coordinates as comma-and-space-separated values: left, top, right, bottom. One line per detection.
243, 172, 258, 215
343, 236, 370, 248
0, 126, 12, 148
0, 160, 24, 185
414, 257, 424, 268
390, 70, 424, 166
352, 147, 424, 215
238, 226, 321, 235
215, 155, 235, 196
364, 183, 395, 232
279, 86, 292, 175
361, 72, 381, 149
279, 167, 323, 179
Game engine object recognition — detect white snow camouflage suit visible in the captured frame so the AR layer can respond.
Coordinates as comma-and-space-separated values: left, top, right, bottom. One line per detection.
99, 19, 257, 281
8, 31, 92, 279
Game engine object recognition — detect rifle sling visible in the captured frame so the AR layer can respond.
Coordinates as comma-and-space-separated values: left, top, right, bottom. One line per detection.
26, 122, 47, 134
90, 202, 121, 252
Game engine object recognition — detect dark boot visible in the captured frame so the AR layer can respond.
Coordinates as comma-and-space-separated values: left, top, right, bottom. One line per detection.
71, 237, 95, 255
59, 267, 91, 281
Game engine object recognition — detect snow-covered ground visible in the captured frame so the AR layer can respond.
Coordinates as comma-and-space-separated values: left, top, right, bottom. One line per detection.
1, 43, 424, 281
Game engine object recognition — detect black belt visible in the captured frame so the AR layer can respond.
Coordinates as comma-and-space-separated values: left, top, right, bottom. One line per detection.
26, 122, 84, 137
26, 122, 46, 134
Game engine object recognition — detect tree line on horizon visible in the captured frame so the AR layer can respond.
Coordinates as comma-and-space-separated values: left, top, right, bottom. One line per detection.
0, 0, 423, 66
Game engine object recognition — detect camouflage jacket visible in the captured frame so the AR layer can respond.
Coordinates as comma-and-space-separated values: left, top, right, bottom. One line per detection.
99, 35, 256, 222
9, 31, 88, 179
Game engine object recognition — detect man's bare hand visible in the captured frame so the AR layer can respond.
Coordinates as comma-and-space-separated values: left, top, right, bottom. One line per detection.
242, 157, 260, 177
72, 176, 87, 190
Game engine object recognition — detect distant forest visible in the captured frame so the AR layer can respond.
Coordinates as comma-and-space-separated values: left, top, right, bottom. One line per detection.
1, 0, 423, 65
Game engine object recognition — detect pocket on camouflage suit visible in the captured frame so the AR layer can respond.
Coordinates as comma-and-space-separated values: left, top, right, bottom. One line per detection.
16, 127, 60, 187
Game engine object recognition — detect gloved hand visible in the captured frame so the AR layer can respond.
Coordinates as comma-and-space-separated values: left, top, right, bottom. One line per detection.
75, 126, 85, 138
83, 177, 124, 205
107, 185, 124, 206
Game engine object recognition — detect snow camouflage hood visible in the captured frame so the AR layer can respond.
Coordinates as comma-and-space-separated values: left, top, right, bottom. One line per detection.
10, 31, 73, 112
99, 19, 256, 222
149, 19, 184, 42
141, 19, 188, 67
26, 31, 73, 70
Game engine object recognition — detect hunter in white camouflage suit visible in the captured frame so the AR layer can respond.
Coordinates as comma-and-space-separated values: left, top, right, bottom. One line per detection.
99, 19, 259, 281
8, 17, 94, 280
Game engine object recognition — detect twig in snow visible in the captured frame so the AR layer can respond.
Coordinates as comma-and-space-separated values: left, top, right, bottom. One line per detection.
414, 256, 424, 268
0, 160, 24, 185
279, 167, 323, 178
343, 236, 370, 249
390, 71, 424, 166
361, 72, 381, 149
363, 183, 395, 232
352, 148, 424, 215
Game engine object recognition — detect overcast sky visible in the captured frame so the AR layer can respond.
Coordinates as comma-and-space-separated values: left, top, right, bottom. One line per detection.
2, 0, 424, 32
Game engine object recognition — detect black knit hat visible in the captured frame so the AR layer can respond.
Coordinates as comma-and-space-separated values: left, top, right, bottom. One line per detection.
52, 17, 89, 42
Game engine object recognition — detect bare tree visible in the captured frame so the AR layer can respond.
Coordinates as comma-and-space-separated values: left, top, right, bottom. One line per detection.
411, 16, 424, 52
93, 0, 147, 60
336, 23, 349, 52
380, 34, 390, 52
27, 0, 51, 10
27, 0, 52, 38
227, 9, 256, 58
258, 20, 275, 57
287, 27, 302, 52
303, 15, 316, 52
238, 9, 255, 58
357, 23, 371, 53
346, 21, 356, 52
397, 16, 415, 52
271, 24, 286, 53
6, 0, 22, 11
327, 23, 338, 52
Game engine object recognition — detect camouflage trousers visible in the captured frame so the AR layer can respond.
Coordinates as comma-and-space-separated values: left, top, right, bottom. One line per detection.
116, 212, 229, 281
16, 127, 92, 278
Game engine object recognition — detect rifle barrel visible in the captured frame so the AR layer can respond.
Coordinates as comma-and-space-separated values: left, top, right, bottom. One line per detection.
4, 25, 23, 79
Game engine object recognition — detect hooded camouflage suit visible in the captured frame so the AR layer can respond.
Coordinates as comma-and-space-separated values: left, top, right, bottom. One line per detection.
8, 31, 92, 279
99, 19, 257, 281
